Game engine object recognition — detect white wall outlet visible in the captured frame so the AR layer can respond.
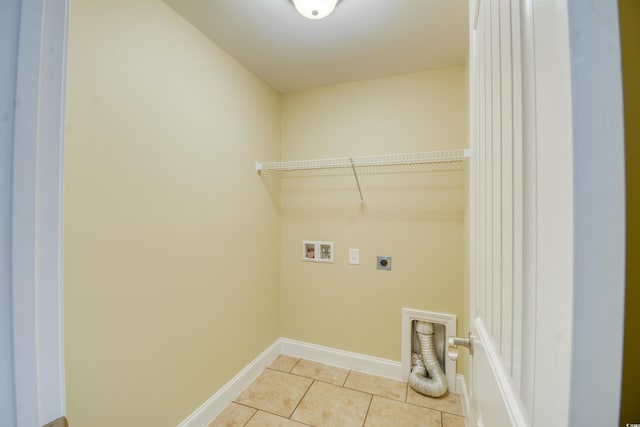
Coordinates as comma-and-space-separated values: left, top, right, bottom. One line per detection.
349, 248, 360, 265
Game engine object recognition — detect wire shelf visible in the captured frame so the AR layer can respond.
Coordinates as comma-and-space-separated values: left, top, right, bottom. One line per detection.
256, 149, 469, 173
256, 149, 470, 202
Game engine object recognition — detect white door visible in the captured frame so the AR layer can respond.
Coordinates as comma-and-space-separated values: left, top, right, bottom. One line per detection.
468, 0, 531, 424
469, 0, 575, 424
467, 0, 626, 426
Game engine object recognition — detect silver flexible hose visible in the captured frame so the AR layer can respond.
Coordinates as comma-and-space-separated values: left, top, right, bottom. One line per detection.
408, 321, 448, 397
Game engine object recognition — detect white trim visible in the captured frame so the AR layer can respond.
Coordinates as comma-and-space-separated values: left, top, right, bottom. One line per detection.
176, 340, 281, 427
37, 1, 69, 421
566, 2, 625, 425
456, 374, 474, 427
473, 319, 527, 426
11, 0, 69, 424
278, 338, 402, 380
0, 2, 21, 424
529, 1, 575, 424
401, 308, 457, 390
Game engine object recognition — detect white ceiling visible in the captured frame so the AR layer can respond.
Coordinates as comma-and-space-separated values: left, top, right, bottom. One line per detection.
163, 0, 468, 93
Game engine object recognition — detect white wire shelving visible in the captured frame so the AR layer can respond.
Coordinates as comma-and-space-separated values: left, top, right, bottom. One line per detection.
255, 148, 471, 202
256, 149, 470, 173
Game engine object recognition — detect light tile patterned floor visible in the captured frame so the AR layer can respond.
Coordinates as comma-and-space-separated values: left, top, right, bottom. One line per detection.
209, 355, 466, 427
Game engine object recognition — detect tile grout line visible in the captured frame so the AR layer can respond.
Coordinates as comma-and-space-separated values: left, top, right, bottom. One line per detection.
229, 399, 315, 426
273, 368, 350, 387
343, 369, 353, 387
287, 378, 316, 423
272, 359, 352, 388
341, 385, 406, 402
440, 409, 466, 417
232, 402, 258, 410
242, 407, 314, 426
340, 379, 407, 402
341, 369, 351, 387
289, 357, 303, 373
403, 398, 465, 417
241, 407, 258, 427
361, 393, 374, 427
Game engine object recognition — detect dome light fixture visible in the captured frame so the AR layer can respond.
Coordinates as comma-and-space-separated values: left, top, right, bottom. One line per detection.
291, 0, 340, 20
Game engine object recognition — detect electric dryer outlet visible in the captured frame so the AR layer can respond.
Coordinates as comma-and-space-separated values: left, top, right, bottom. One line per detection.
377, 256, 391, 271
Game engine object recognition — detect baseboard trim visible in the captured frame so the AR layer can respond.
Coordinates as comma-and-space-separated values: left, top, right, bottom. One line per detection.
457, 374, 473, 427
176, 340, 281, 427
176, 338, 403, 426
278, 338, 403, 380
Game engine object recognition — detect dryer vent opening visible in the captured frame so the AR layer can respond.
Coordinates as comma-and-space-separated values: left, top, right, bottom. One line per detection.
409, 320, 448, 397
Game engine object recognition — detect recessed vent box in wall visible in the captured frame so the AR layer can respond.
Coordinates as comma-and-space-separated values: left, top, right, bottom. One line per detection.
401, 308, 458, 391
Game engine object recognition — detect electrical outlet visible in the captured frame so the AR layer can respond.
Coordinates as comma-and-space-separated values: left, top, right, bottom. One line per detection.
377, 256, 391, 271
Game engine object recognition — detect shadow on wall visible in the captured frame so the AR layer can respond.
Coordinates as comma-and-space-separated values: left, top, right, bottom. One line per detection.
271, 168, 466, 222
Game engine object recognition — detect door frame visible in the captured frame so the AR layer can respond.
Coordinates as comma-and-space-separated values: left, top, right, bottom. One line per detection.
565, 0, 626, 424
7, 1, 70, 425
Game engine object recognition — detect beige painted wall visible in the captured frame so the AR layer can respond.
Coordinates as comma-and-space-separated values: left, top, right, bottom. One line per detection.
279, 68, 467, 363
63, 1, 281, 426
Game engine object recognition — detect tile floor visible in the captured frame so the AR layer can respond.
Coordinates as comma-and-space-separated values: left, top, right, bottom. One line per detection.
209, 355, 466, 427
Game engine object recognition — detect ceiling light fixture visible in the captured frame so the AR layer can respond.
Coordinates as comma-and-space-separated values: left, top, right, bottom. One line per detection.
291, 0, 340, 20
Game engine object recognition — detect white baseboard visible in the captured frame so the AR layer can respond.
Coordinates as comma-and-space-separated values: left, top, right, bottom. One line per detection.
457, 374, 474, 427
176, 338, 403, 427
278, 338, 403, 380
176, 340, 281, 427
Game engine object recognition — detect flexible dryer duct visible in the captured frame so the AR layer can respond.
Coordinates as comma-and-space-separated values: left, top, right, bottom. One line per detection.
409, 321, 448, 397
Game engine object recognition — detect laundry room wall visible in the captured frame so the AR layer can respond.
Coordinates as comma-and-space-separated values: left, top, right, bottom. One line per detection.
63, 1, 281, 426
278, 67, 468, 364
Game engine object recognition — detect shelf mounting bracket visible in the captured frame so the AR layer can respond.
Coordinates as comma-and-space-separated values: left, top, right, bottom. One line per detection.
350, 157, 364, 203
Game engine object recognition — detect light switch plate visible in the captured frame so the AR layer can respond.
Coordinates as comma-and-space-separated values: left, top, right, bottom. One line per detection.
349, 248, 360, 265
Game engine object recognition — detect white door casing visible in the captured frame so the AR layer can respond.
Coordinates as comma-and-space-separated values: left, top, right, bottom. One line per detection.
5, 1, 70, 425
0, 1, 22, 426
565, 1, 626, 425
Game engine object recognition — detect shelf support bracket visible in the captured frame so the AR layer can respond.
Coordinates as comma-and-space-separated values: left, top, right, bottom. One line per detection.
350, 157, 364, 203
